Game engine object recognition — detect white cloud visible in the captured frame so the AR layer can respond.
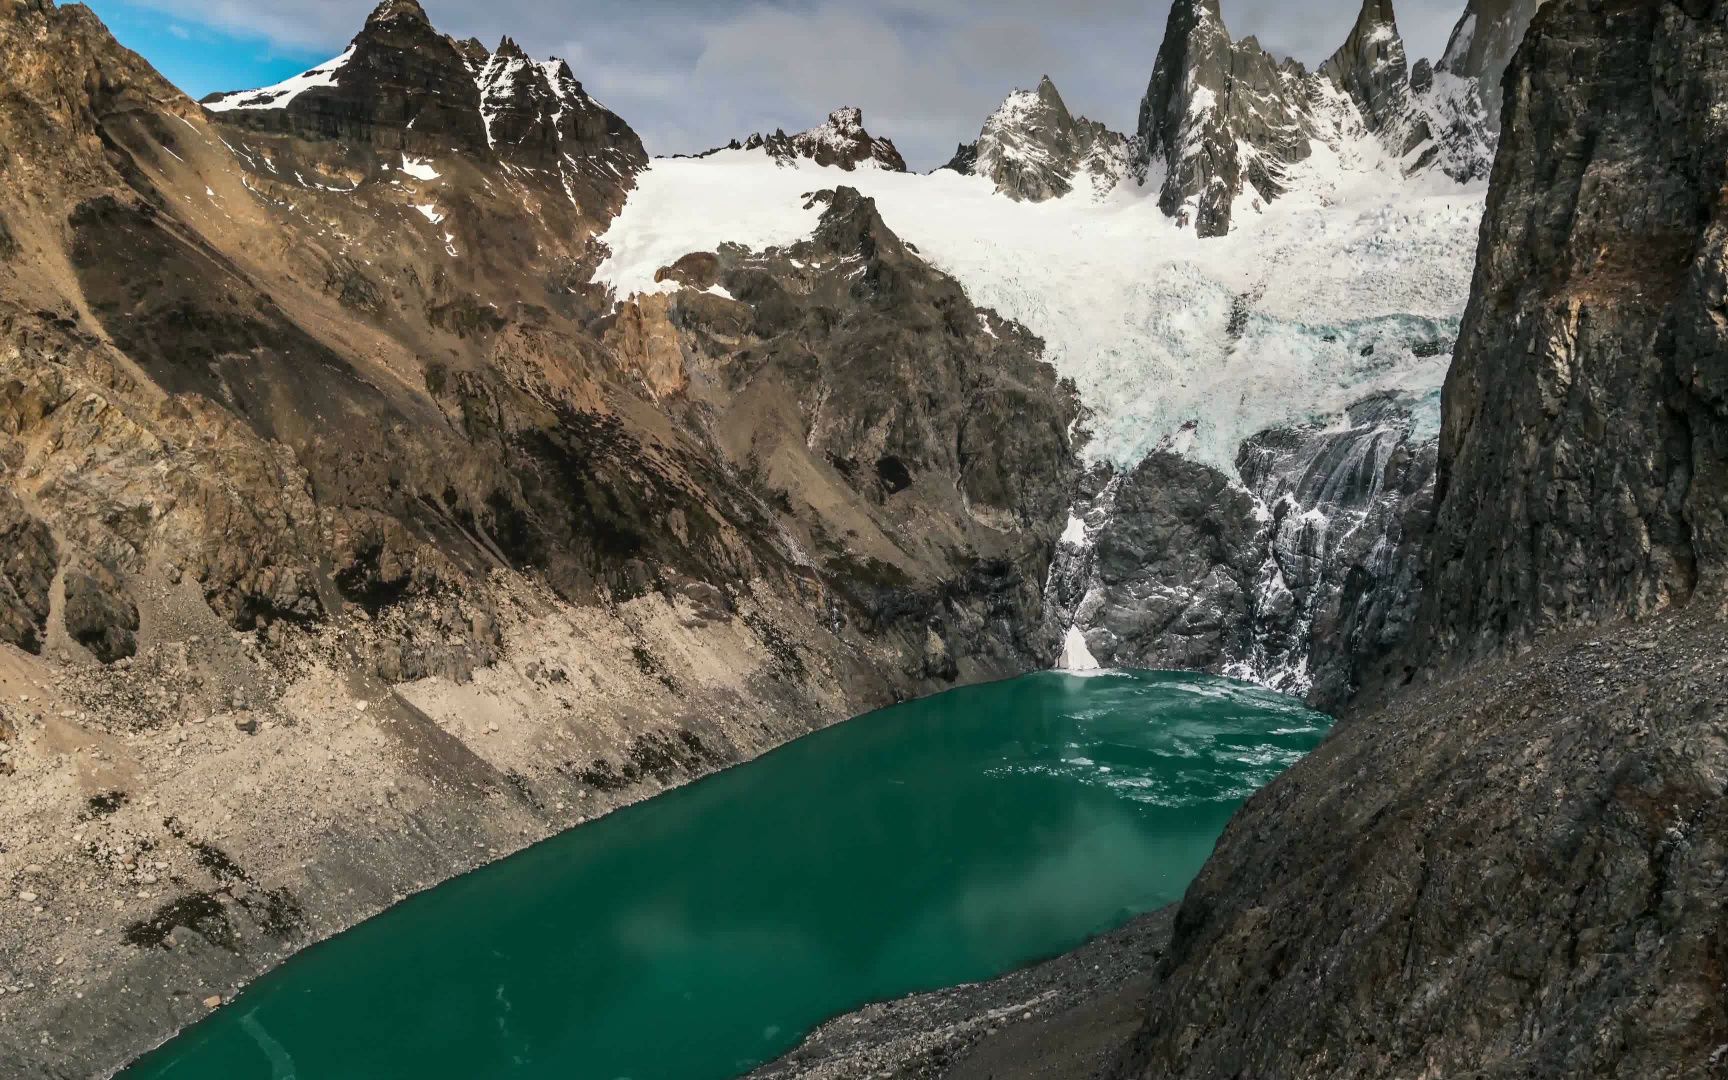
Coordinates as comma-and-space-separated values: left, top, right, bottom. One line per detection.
120, 0, 1470, 169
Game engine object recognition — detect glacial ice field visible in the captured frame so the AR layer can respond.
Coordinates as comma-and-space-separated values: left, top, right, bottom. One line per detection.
596, 140, 1484, 472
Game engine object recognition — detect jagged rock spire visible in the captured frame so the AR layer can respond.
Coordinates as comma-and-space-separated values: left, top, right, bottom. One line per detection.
1437, 0, 1545, 129
960, 74, 1129, 202
1135, 0, 1310, 237
1320, 0, 1411, 134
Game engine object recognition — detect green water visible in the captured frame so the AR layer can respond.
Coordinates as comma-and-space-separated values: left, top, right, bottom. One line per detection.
125, 670, 1330, 1080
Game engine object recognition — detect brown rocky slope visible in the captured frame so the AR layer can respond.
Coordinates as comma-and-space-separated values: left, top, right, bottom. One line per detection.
0, 1, 1079, 1075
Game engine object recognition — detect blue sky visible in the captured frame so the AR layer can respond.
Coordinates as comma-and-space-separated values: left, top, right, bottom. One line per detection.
83, 0, 1467, 168
85, 0, 330, 101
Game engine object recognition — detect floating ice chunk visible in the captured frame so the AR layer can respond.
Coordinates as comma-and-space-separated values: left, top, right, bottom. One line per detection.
1057, 625, 1101, 672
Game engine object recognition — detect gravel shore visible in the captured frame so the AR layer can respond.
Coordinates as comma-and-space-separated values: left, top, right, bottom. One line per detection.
750, 908, 1174, 1080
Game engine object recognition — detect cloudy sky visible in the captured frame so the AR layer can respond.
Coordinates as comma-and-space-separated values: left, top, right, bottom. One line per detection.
86, 0, 1467, 170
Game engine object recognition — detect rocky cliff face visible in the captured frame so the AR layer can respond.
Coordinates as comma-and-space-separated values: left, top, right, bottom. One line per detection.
1046, 393, 1433, 708
942, 76, 1130, 201
1110, 1, 1728, 1075
1437, 0, 1545, 128
1410, 0, 1726, 679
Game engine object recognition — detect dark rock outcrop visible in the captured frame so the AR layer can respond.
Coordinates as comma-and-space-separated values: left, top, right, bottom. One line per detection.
937, 140, 977, 176
1048, 393, 1434, 707
1135, 0, 1310, 236
734, 107, 908, 172
0, 489, 56, 654
1237, 394, 1435, 708
1053, 450, 1265, 672
947, 76, 1130, 201
63, 564, 140, 663
1413, 0, 1727, 678
1114, 608, 1728, 1080
1110, 3, 1728, 1076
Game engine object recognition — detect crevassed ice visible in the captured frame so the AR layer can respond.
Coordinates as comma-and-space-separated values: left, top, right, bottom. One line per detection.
595, 140, 1483, 472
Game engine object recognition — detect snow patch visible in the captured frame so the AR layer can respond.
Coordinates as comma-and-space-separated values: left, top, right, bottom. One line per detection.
400, 155, 441, 181
204, 47, 355, 113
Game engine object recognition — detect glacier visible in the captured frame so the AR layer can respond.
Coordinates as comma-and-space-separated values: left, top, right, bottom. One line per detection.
596, 138, 1481, 474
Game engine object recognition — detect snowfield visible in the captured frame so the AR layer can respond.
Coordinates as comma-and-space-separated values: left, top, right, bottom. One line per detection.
596, 144, 1484, 470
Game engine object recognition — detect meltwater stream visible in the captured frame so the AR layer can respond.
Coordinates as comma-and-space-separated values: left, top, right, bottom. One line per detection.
126, 670, 1331, 1080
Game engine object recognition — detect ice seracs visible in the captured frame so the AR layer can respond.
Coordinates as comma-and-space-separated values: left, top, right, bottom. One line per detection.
596, 140, 1480, 470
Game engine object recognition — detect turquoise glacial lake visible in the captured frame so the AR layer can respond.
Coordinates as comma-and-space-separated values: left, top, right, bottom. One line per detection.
126, 669, 1330, 1079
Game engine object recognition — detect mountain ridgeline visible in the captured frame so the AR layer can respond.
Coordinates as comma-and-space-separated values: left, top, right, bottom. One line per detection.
943, 0, 1535, 230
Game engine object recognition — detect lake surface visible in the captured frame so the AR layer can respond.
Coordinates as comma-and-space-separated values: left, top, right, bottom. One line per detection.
125, 670, 1330, 1080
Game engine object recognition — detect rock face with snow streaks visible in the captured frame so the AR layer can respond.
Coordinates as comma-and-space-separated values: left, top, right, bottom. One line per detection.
1133, 0, 1500, 235
470, 36, 644, 181
204, 0, 490, 153
1437, 0, 1545, 128
1135, 0, 1311, 236
1046, 393, 1434, 707
734, 107, 908, 172
944, 76, 1131, 201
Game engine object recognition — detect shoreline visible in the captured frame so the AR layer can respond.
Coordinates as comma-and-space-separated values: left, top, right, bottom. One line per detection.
749, 908, 1174, 1080
0, 575, 1031, 1080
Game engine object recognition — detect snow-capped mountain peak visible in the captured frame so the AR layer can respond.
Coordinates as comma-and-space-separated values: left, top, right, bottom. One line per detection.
1135, 0, 1498, 236
198, 3, 645, 189
947, 76, 1131, 201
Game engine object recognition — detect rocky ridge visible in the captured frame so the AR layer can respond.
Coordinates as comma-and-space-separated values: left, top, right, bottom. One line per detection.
1135, 0, 1495, 235
715, 106, 909, 172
